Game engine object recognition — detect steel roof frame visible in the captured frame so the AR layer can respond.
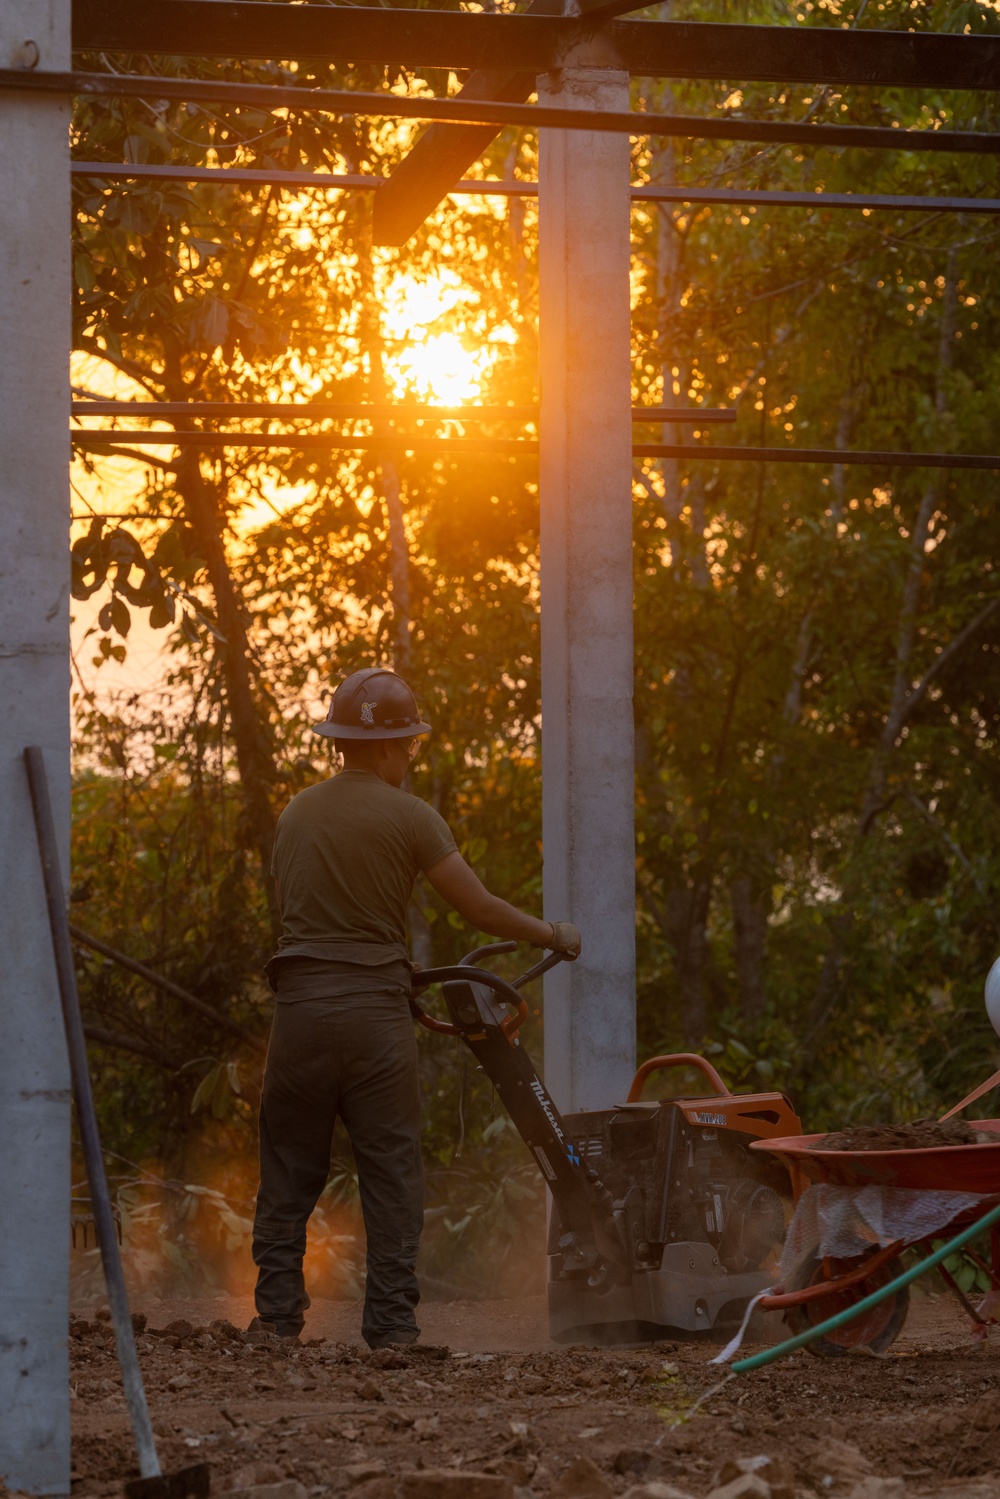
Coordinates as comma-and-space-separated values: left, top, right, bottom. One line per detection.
72, 2, 1000, 92
73, 0, 1000, 244
4, 4, 985, 472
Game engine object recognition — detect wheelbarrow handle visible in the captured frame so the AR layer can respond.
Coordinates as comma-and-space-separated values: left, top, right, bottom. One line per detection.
939, 1063, 1000, 1122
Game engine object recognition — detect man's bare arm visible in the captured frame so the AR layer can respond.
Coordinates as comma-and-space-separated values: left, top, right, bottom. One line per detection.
424, 851, 580, 956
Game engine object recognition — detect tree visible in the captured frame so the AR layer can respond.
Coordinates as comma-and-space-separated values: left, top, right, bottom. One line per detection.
70, 0, 1000, 1215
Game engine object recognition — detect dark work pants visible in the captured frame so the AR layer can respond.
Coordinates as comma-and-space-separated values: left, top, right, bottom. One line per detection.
252, 992, 423, 1346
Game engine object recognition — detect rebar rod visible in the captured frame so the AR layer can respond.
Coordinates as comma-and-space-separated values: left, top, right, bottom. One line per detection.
71, 160, 1000, 213
632, 444, 1000, 469
69, 430, 1000, 469
70, 401, 735, 423
635, 183, 1000, 213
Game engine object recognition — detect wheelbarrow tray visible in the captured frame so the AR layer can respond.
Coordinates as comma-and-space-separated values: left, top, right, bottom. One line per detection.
751, 1120, 1000, 1191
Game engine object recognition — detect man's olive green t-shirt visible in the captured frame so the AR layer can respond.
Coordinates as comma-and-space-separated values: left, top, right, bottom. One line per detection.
268, 770, 457, 999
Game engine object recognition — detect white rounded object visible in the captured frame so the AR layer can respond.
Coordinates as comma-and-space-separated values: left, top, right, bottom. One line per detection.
986, 956, 1000, 1039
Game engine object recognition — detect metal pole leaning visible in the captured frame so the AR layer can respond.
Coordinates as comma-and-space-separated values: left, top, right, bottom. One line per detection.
24, 746, 159, 1479
68, 921, 266, 1057
23, 747, 209, 1499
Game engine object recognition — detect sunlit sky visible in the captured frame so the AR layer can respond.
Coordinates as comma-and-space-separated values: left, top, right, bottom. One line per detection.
70, 265, 508, 709
378, 268, 514, 404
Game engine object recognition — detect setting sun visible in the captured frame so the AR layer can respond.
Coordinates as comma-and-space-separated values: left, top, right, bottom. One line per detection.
376, 266, 514, 405
390, 330, 483, 405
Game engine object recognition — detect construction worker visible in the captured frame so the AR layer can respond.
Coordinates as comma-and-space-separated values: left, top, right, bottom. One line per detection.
251, 667, 581, 1346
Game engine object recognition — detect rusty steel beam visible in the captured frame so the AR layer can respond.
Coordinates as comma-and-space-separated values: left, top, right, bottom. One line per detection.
373, 70, 535, 248
69, 922, 265, 1055
71, 3, 1000, 92
74, 162, 382, 191
70, 431, 543, 454
365, 0, 649, 248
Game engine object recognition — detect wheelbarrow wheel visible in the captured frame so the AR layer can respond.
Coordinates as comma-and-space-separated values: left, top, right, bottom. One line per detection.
785, 1247, 909, 1358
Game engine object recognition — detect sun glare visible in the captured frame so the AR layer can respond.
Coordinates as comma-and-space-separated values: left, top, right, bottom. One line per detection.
377, 267, 512, 406
391, 331, 483, 405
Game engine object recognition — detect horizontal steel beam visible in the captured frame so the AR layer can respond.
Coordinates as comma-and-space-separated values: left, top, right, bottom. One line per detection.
70, 430, 1000, 469
9, 71, 997, 156
71, 402, 736, 422
634, 445, 1000, 470
75, 163, 383, 191
74, 162, 381, 191
70, 160, 1000, 215
71, 402, 543, 419
71, 3, 1000, 91
71, 432, 539, 454
633, 183, 1000, 214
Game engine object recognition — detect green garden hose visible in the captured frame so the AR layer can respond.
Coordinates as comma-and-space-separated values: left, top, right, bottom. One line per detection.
731, 1197, 1000, 1373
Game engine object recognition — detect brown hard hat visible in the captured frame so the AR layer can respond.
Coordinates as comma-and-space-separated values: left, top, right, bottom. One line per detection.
313, 667, 432, 741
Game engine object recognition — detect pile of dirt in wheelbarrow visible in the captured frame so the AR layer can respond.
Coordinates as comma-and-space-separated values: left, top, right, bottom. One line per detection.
815, 1118, 994, 1151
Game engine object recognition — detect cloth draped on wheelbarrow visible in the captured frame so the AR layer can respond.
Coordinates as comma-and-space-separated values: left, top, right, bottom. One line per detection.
782, 1183, 987, 1273
711, 1183, 987, 1364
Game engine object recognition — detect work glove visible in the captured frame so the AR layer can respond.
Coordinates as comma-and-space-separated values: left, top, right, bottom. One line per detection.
548, 921, 582, 960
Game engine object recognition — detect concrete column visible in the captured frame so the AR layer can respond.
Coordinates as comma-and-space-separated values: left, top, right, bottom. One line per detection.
0, 2, 73, 1493
537, 69, 636, 1113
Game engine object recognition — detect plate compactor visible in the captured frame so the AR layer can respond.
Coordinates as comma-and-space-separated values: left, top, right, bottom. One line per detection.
411, 943, 802, 1345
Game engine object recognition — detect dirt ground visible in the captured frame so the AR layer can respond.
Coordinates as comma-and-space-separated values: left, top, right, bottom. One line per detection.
65, 1290, 1000, 1499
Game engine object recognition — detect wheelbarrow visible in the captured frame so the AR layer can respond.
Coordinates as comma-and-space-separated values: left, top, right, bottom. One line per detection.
749, 1121, 1000, 1356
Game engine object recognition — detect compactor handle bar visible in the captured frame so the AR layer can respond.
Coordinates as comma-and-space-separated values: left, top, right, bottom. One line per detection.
409, 944, 567, 1040
626, 1052, 731, 1102
455, 940, 565, 991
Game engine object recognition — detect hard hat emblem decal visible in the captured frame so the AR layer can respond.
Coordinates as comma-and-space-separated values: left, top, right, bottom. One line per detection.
313, 669, 429, 740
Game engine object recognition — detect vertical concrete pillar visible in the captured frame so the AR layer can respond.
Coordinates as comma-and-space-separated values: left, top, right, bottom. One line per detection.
0, 2, 73, 1492
537, 69, 636, 1112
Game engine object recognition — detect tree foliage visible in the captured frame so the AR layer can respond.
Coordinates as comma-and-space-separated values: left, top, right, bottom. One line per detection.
68, 0, 1000, 1292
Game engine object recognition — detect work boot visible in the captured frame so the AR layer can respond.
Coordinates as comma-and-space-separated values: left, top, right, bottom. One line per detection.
366, 1329, 419, 1350
246, 1314, 302, 1342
